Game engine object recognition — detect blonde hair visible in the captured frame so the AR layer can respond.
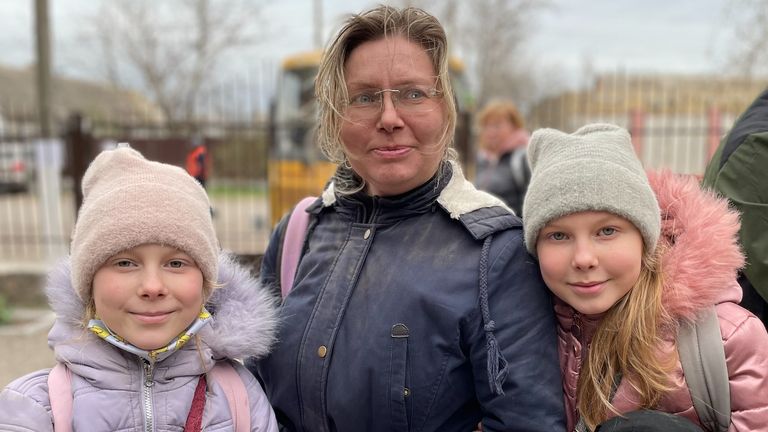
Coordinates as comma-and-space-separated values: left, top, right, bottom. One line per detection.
577, 247, 676, 429
477, 100, 525, 129
315, 5, 458, 194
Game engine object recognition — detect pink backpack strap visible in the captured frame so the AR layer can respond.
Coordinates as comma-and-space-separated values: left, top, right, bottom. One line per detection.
47, 363, 73, 432
280, 196, 316, 299
209, 361, 250, 432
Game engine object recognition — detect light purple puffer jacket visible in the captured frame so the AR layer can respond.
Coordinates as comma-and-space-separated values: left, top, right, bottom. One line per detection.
557, 171, 768, 431
0, 253, 279, 431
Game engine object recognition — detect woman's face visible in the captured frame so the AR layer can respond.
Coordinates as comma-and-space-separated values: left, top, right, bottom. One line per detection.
480, 114, 516, 154
536, 211, 644, 316
340, 35, 447, 197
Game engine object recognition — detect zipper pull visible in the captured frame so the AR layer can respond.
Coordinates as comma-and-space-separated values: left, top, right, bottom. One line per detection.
143, 360, 155, 388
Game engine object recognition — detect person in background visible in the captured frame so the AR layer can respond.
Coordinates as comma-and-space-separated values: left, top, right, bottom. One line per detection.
523, 124, 768, 431
186, 135, 209, 189
702, 87, 768, 328
474, 100, 531, 216
249, 5, 565, 432
0, 145, 278, 431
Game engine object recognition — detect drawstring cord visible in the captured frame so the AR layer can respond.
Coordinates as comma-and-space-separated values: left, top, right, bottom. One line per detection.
478, 235, 509, 395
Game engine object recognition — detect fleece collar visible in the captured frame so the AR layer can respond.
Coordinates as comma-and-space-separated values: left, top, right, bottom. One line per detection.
320, 160, 511, 219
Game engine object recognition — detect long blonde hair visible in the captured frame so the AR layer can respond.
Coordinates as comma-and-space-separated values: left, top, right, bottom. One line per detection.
315, 5, 458, 194
577, 247, 676, 429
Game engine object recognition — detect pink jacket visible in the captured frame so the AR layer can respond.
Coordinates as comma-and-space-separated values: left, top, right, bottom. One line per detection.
556, 170, 768, 431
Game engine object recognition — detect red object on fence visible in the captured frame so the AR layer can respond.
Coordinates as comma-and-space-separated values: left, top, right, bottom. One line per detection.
629, 109, 645, 157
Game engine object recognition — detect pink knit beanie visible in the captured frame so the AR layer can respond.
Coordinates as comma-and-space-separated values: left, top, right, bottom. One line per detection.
70, 144, 219, 303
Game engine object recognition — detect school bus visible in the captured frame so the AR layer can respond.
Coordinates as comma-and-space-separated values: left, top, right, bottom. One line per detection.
268, 50, 474, 226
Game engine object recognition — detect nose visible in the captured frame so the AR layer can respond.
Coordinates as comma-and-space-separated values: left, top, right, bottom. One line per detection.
138, 269, 168, 299
376, 92, 405, 133
571, 238, 598, 270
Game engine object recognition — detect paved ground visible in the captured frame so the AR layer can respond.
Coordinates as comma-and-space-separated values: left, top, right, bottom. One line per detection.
0, 308, 56, 387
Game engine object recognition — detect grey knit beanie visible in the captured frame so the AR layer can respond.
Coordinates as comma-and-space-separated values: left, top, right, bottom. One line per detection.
522, 123, 660, 256
70, 144, 219, 303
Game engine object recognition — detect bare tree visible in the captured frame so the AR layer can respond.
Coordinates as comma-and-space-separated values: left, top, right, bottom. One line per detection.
397, 0, 549, 110
85, 0, 265, 130
721, 0, 768, 76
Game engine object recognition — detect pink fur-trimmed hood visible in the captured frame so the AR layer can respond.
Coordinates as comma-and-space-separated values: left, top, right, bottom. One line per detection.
648, 170, 744, 324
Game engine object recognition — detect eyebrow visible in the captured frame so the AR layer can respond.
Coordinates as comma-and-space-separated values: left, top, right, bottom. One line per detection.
346, 78, 435, 90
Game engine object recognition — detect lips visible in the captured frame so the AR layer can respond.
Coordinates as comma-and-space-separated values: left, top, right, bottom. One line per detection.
569, 281, 605, 294
372, 146, 411, 158
131, 311, 172, 324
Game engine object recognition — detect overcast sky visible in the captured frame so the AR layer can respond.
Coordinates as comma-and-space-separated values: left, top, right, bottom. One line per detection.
0, 0, 734, 88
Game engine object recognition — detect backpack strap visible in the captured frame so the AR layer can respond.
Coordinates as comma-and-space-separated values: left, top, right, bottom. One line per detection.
209, 361, 250, 432
677, 305, 731, 432
48, 363, 73, 432
279, 196, 316, 299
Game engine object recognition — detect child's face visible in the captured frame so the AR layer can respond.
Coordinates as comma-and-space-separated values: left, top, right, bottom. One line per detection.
536, 211, 644, 316
92, 244, 204, 350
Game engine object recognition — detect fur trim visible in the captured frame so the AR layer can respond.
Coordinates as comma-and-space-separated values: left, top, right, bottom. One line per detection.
648, 170, 744, 324
45, 252, 278, 360
319, 160, 511, 218
206, 253, 279, 359
437, 161, 512, 218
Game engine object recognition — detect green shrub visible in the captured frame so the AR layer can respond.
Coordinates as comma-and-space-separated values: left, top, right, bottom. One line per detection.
0, 294, 11, 325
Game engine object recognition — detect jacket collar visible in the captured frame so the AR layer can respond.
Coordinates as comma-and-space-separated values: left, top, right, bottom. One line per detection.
317, 161, 515, 237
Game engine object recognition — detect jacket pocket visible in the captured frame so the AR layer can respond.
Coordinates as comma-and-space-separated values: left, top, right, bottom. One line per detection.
389, 323, 411, 432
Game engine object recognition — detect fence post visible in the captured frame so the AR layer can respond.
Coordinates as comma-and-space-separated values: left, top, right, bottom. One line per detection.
629, 108, 645, 158
65, 113, 93, 213
707, 106, 722, 161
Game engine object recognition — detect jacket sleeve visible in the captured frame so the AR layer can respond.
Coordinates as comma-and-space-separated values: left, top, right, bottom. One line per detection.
469, 230, 566, 431
0, 371, 54, 432
235, 363, 279, 432
718, 302, 768, 432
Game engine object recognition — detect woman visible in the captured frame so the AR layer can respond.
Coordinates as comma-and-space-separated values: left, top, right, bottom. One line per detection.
475, 100, 531, 216
250, 6, 565, 432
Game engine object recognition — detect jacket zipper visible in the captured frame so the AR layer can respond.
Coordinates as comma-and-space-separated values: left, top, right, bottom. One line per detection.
142, 359, 155, 432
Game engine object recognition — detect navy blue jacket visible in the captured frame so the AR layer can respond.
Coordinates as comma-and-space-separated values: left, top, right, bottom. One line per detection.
251, 162, 565, 431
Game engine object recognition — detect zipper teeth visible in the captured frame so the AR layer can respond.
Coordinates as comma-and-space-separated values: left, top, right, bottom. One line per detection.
142, 360, 154, 432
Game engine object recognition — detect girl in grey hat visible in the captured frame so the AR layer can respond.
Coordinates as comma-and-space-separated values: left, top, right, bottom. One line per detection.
0, 145, 279, 431
523, 123, 768, 431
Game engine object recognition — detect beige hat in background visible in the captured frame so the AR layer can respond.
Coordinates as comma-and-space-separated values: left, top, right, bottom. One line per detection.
70, 144, 219, 303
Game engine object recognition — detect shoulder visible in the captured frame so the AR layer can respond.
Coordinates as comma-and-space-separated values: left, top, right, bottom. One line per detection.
715, 301, 765, 341
715, 301, 768, 373
0, 369, 53, 430
437, 161, 518, 237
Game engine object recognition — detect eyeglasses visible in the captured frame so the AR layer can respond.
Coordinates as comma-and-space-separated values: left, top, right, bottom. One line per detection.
345, 85, 443, 121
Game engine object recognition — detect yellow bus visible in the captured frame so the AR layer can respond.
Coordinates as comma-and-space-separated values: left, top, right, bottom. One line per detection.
268, 50, 474, 226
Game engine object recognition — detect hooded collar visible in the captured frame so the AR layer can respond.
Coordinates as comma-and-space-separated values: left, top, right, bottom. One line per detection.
649, 170, 744, 324
45, 252, 278, 384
